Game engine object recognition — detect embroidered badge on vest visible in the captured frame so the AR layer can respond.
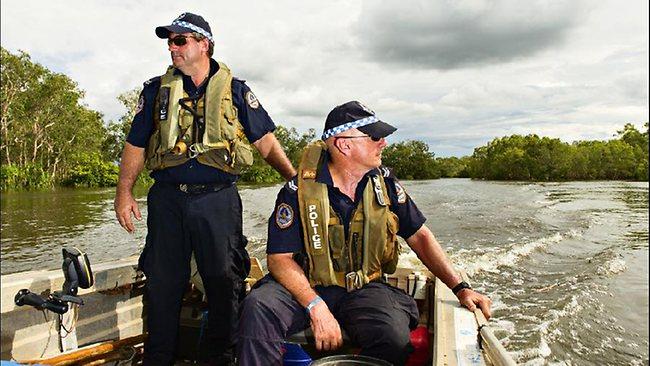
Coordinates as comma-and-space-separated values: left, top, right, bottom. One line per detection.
276, 203, 294, 229
302, 169, 317, 179
245, 91, 259, 109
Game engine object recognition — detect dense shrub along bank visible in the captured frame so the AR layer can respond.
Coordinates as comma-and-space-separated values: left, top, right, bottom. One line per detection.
467, 124, 648, 181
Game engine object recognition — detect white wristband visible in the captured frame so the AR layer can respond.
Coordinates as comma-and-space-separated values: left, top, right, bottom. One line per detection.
305, 296, 323, 315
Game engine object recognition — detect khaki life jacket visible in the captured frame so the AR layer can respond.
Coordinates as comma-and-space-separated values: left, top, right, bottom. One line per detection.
297, 141, 400, 289
145, 62, 254, 174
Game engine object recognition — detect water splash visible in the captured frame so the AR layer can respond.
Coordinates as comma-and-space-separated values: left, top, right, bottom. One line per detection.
459, 230, 582, 276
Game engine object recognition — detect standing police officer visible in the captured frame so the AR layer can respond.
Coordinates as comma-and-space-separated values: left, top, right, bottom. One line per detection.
114, 12, 295, 365
237, 101, 492, 365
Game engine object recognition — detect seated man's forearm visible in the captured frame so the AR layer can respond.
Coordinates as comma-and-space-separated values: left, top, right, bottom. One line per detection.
268, 253, 319, 307
406, 225, 463, 289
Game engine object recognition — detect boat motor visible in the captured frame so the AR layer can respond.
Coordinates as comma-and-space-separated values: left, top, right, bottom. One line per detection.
14, 247, 94, 314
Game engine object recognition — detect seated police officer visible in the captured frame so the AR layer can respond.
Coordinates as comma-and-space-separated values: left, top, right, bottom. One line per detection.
237, 101, 492, 365
114, 12, 295, 366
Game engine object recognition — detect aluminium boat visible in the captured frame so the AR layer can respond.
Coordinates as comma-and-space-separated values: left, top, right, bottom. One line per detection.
1, 250, 515, 365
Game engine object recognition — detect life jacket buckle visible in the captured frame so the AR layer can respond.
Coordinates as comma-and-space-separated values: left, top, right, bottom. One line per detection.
345, 271, 363, 292
188, 144, 199, 159
371, 176, 387, 206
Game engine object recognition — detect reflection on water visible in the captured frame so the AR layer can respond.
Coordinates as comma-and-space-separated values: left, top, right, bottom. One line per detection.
1, 179, 648, 365
1, 186, 149, 274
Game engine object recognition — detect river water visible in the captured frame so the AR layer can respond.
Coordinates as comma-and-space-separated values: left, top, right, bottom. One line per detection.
1, 179, 648, 365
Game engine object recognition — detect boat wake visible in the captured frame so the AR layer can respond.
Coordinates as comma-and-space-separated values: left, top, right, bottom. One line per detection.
457, 230, 582, 277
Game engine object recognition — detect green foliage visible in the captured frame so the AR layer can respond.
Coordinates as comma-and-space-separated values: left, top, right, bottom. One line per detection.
136, 172, 154, 186
102, 88, 142, 163
274, 125, 317, 169
436, 156, 472, 178
1, 47, 107, 189
239, 149, 284, 183
239, 126, 316, 183
382, 140, 440, 180
469, 124, 648, 181
61, 152, 119, 187
0, 163, 53, 190
617, 122, 649, 180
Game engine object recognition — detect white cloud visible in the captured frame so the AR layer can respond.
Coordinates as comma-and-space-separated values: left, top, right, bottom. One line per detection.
1, 0, 647, 156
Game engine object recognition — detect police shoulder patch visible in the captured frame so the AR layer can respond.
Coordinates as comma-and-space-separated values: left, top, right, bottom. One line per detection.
275, 203, 294, 229
245, 91, 259, 109
134, 95, 145, 116
394, 181, 407, 204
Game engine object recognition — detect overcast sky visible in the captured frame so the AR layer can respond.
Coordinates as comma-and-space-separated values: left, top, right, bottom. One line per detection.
2, 1, 648, 156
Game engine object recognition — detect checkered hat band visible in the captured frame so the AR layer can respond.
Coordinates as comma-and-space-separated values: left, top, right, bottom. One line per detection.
172, 20, 213, 43
321, 116, 378, 140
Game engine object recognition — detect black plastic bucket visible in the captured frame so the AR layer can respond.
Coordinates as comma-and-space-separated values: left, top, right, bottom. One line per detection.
310, 355, 392, 365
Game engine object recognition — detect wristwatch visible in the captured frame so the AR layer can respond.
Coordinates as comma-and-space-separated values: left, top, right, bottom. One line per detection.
452, 281, 472, 295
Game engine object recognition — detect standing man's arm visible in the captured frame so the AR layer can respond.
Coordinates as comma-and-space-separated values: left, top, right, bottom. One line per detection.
267, 253, 343, 351
406, 224, 492, 319
114, 142, 146, 233
253, 132, 296, 180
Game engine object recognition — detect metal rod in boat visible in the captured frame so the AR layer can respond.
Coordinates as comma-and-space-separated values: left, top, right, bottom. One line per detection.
461, 271, 518, 366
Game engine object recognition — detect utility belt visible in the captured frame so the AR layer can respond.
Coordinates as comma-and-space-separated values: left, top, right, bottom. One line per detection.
157, 181, 234, 194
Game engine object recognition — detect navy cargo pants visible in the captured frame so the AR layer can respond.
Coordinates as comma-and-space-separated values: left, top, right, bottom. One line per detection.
139, 182, 250, 365
237, 275, 419, 366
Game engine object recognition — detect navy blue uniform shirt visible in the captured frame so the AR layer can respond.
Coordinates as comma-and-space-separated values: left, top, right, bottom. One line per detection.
126, 59, 276, 184
267, 153, 427, 254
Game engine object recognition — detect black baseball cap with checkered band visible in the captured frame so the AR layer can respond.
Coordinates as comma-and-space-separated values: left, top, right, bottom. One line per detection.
155, 12, 214, 44
321, 101, 396, 140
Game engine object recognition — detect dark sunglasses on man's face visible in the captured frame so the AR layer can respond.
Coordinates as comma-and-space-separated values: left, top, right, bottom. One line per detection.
335, 135, 382, 142
167, 35, 196, 47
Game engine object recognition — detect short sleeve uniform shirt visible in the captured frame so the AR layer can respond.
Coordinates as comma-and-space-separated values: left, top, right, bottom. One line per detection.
126, 59, 275, 184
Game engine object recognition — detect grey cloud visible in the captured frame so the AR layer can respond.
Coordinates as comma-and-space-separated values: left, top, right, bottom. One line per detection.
354, 0, 583, 69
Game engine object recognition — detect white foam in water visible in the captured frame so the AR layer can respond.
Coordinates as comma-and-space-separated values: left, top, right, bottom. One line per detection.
493, 318, 516, 335
506, 293, 584, 365
462, 232, 572, 276
538, 338, 552, 357
596, 257, 627, 275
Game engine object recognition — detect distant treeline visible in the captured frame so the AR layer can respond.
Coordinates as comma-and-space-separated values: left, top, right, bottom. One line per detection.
1, 48, 647, 190
382, 124, 649, 181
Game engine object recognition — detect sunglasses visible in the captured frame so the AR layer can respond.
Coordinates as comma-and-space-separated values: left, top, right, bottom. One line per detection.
335, 135, 382, 142
167, 35, 197, 47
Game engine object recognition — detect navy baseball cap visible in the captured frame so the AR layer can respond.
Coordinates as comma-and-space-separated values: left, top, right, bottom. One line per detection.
321, 101, 397, 140
155, 12, 213, 44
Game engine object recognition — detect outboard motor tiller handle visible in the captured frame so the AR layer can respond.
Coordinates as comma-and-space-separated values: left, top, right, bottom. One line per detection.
14, 289, 69, 314
13, 246, 93, 315
14, 289, 46, 308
